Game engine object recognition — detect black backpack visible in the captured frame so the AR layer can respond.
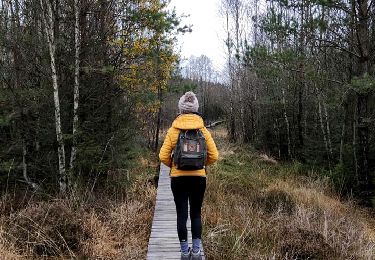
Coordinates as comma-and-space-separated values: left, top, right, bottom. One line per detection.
173, 129, 207, 170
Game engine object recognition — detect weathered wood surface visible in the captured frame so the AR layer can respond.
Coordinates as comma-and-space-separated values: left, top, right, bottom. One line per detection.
147, 164, 205, 260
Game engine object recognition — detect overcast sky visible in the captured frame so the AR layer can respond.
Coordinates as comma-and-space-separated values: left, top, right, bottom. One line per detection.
169, 0, 226, 72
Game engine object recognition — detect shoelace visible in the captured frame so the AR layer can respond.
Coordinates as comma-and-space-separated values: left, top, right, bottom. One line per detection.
192, 250, 201, 255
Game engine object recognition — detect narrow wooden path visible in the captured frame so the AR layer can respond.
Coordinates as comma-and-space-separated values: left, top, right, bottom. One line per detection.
147, 164, 205, 259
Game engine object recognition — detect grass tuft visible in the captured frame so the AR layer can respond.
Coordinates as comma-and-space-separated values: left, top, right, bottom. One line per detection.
203, 128, 375, 259
0, 150, 157, 259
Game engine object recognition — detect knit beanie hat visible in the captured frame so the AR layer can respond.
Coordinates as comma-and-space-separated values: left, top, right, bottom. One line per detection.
178, 91, 199, 114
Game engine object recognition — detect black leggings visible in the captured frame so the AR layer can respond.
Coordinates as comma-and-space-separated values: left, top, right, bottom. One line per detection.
171, 176, 206, 241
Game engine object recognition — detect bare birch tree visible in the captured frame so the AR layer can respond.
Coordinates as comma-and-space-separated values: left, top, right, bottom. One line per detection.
70, 0, 80, 170
40, 0, 67, 192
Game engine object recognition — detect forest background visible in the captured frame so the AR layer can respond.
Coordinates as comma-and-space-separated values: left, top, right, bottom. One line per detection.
0, 0, 374, 258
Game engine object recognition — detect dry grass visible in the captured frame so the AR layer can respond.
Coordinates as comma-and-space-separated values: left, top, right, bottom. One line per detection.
4, 128, 373, 260
0, 153, 157, 259
203, 129, 375, 260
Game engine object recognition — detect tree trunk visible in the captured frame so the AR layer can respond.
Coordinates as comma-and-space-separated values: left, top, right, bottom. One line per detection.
154, 86, 162, 152
339, 103, 348, 163
297, 77, 304, 149
23, 140, 38, 190
233, 0, 245, 142
353, 118, 359, 184
357, 94, 369, 185
318, 95, 330, 163
323, 101, 333, 157
40, 0, 67, 193
226, 11, 236, 142
297, 0, 305, 153
70, 0, 80, 170
282, 87, 291, 159
354, 0, 370, 188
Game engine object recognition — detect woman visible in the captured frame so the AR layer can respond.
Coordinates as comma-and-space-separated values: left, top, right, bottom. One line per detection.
159, 91, 219, 259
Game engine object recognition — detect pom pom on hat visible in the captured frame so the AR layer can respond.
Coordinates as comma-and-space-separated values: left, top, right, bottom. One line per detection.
178, 91, 199, 114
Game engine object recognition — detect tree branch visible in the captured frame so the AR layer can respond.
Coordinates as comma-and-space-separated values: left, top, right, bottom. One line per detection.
367, 0, 374, 14
270, 61, 344, 85
313, 38, 361, 58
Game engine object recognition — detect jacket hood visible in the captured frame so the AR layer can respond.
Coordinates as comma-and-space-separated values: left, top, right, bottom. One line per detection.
172, 114, 204, 130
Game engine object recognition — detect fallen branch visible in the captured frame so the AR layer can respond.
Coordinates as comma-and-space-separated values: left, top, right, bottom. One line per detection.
206, 120, 226, 128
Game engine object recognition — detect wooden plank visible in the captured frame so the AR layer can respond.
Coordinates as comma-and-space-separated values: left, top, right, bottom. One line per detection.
148, 240, 180, 244
147, 163, 205, 260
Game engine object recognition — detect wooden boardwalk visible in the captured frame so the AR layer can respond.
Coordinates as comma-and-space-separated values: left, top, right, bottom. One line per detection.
147, 164, 205, 260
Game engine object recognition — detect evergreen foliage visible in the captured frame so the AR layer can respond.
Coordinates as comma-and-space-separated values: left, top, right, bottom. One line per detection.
0, 0, 183, 192
220, 0, 375, 203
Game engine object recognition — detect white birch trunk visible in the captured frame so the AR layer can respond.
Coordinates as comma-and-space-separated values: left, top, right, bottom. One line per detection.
282, 87, 291, 158
323, 101, 333, 157
238, 69, 245, 142
40, 0, 67, 192
274, 118, 281, 158
318, 97, 330, 160
226, 11, 235, 141
233, 1, 245, 142
353, 119, 358, 183
339, 118, 346, 163
70, 0, 80, 169
22, 141, 39, 190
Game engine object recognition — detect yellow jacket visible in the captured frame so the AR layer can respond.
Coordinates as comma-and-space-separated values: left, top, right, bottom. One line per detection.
159, 114, 219, 177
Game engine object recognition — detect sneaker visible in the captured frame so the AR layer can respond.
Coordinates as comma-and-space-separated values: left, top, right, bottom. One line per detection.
191, 249, 202, 260
180, 248, 191, 260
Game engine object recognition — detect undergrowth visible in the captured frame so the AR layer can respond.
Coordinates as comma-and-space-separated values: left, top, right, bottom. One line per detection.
203, 132, 375, 260
4, 128, 373, 260
0, 148, 157, 259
